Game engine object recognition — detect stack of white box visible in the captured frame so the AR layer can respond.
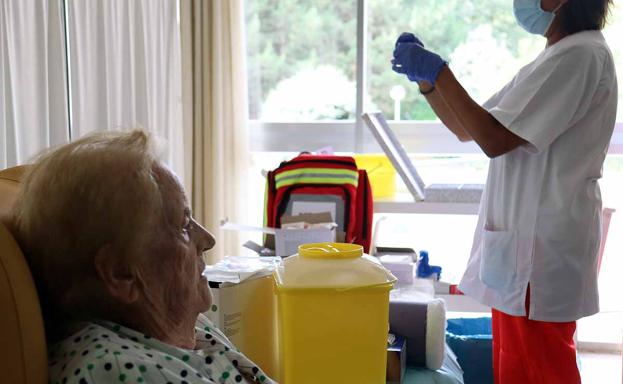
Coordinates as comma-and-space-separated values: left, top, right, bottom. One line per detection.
379, 254, 416, 286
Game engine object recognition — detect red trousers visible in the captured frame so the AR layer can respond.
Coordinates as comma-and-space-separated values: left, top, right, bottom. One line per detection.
492, 294, 581, 384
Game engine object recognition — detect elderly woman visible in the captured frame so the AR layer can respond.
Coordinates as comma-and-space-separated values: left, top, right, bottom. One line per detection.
10, 131, 276, 384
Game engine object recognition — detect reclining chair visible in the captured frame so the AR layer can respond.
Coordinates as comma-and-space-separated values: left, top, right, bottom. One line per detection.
0, 165, 47, 384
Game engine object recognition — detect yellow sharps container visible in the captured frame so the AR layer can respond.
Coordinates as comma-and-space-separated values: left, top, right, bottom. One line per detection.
274, 243, 397, 384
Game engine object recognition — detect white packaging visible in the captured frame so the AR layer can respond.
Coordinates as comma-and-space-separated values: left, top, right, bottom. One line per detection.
379, 255, 415, 286
274, 227, 336, 256
202, 256, 281, 283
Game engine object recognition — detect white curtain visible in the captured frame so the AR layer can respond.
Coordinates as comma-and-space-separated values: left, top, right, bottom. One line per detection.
0, 0, 69, 168
181, 0, 250, 264
66, 0, 186, 181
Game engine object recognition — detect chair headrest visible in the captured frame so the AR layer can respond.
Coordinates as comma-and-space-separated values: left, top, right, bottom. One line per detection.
0, 165, 48, 384
0, 165, 29, 219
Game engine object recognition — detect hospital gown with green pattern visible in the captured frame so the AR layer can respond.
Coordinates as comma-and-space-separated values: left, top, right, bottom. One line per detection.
48, 314, 276, 384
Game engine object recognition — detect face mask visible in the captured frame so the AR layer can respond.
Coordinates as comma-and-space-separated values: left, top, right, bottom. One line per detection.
513, 0, 563, 36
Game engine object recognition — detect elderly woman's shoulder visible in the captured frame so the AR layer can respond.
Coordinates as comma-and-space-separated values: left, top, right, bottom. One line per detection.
48, 322, 152, 383
48, 321, 222, 384
47, 317, 276, 383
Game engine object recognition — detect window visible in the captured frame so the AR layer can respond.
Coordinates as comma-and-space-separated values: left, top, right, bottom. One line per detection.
366, 0, 542, 120
246, 1, 357, 121
245, 0, 623, 348
246, 1, 623, 152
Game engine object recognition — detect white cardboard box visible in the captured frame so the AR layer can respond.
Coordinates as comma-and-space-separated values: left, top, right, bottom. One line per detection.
379, 255, 415, 286
274, 227, 335, 256
204, 274, 279, 379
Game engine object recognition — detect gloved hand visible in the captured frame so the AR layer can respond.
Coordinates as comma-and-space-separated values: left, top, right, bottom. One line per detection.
394, 33, 425, 83
395, 32, 423, 47
391, 33, 447, 85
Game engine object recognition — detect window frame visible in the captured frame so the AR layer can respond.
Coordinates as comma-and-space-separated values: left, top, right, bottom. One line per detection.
249, 0, 623, 156
250, 120, 623, 154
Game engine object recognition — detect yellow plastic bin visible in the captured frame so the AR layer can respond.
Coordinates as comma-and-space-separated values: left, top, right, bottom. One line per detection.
274, 243, 397, 384
354, 154, 397, 198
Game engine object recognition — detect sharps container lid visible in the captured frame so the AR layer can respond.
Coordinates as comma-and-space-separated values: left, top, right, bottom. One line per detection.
274, 243, 397, 290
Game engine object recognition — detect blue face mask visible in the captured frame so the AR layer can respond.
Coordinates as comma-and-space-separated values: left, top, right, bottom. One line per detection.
513, 0, 563, 36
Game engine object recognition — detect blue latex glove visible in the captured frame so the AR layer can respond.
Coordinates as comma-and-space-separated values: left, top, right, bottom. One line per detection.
394, 33, 424, 82
394, 32, 423, 47
391, 33, 447, 85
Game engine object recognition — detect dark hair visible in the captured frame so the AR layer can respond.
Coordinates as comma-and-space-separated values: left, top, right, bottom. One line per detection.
559, 0, 614, 34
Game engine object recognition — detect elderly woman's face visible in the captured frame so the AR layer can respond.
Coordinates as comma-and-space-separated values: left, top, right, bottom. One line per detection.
146, 165, 216, 316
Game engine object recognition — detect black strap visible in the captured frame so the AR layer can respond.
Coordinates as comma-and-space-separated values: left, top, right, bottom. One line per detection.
420, 86, 436, 95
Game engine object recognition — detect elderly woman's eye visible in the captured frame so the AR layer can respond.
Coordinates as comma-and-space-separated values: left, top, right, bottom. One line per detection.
181, 217, 192, 237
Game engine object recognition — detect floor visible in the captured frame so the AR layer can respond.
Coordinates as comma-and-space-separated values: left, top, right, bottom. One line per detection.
579, 351, 622, 384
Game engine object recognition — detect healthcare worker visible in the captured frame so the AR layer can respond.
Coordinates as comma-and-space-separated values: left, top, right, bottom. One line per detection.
391, 0, 617, 383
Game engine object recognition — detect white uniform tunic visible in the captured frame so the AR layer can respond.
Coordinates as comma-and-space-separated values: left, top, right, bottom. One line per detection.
458, 31, 618, 322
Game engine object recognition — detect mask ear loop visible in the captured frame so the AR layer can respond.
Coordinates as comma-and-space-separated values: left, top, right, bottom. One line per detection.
545, 2, 565, 38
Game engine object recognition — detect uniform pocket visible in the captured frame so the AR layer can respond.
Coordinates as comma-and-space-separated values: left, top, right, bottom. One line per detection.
479, 229, 518, 290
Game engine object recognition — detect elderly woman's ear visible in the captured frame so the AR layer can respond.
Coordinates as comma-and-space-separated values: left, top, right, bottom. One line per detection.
94, 244, 141, 304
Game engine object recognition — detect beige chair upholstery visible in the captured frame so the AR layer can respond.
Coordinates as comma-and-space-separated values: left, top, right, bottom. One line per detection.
0, 165, 48, 384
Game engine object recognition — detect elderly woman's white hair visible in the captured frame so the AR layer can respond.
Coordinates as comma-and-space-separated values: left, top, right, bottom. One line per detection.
11, 130, 166, 337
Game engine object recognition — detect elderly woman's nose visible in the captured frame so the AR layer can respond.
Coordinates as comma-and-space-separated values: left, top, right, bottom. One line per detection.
195, 223, 216, 252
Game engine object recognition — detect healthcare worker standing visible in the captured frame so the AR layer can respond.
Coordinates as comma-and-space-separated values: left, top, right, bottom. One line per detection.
391, 0, 617, 383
